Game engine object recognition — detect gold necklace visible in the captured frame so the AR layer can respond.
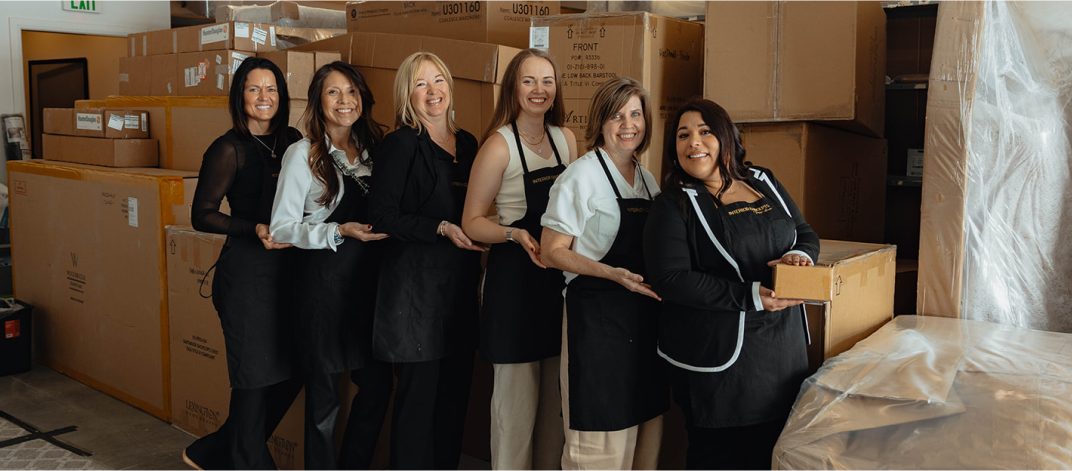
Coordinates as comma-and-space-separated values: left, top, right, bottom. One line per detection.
518, 128, 546, 153
251, 134, 277, 159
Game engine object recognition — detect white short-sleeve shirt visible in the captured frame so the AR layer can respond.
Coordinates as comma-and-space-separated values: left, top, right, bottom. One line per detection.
540, 148, 660, 287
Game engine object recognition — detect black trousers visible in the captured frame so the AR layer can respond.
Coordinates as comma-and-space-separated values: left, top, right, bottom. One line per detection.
184, 379, 303, 470
304, 360, 394, 470
389, 352, 474, 470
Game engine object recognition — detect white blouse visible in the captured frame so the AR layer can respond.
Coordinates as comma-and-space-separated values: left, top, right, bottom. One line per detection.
540, 148, 660, 287
269, 136, 371, 251
492, 125, 570, 225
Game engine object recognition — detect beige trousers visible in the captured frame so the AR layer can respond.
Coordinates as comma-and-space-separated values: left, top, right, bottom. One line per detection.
560, 305, 664, 470
490, 357, 565, 470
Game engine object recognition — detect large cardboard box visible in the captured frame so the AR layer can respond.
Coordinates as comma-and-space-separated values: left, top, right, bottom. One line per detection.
42, 134, 159, 168
106, 96, 232, 172
314, 51, 342, 71
152, 54, 179, 96
166, 225, 390, 469
287, 34, 355, 63
119, 56, 153, 96
772, 240, 896, 371
738, 122, 887, 243
177, 50, 257, 97
331, 32, 520, 144
7, 160, 200, 421
704, 1, 886, 137
42, 108, 150, 140
346, 1, 560, 50
177, 21, 279, 54
258, 51, 315, 100
530, 12, 704, 178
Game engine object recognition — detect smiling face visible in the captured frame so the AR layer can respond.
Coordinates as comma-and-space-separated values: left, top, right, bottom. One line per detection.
600, 94, 646, 157
242, 68, 279, 133
320, 70, 362, 134
517, 57, 556, 118
675, 111, 723, 183
409, 60, 451, 126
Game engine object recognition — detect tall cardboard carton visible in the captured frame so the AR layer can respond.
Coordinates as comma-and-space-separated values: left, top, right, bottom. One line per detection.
7, 160, 201, 421
314, 51, 342, 71
258, 51, 315, 100
152, 54, 179, 96
346, 1, 561, 50
738, 122, 887, 243
704, 1, 886, 137
772, 240, 896, 371
166, 225, 391, 469
119, 56, 153, 96
530, 12, 704, 178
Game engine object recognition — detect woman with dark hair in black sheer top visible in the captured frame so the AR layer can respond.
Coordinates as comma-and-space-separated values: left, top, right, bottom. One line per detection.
182, 57, 304, 470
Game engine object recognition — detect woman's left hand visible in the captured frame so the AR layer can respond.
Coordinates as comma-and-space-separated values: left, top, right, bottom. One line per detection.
512, 228, 547, 269
340, 222, 390, 242
256, 223, 293, 250
767, 253, 813, 267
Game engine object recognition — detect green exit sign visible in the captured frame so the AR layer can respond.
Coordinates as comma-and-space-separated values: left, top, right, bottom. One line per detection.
62, 1, 101, 13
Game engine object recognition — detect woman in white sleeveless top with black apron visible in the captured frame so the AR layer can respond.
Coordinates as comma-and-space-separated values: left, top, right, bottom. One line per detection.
643, 99, 817, 470
541, 77, 670, 470
461, 49, 577, 470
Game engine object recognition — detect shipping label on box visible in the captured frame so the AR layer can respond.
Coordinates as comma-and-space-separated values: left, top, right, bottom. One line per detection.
347, 1, 560, 49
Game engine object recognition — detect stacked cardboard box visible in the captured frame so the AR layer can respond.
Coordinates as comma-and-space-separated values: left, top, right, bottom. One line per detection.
704, 1, 888, 243
40, 107, 158, 167
8, 160, 201, 421
530, 12, 705, 178
346, 1, 560, 50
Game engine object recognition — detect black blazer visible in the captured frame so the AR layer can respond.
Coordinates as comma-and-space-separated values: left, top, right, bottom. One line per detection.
643, 166, 819, 369
368, 125, 481, 362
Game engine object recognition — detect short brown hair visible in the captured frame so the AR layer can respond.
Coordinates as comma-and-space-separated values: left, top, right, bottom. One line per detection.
585, 77, 652, 155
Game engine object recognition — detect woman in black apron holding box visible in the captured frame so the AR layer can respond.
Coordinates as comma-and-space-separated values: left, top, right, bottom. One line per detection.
269, 62, 393, 470
461, 48, 576, 470
540, 77, 669, 470
643, 98, 818, 470
368, 52, 485, 470
184, 57, 303, 470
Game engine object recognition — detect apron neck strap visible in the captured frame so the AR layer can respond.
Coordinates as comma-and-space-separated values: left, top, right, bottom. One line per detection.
595, 148, 624, 199
511, 122, 564, 173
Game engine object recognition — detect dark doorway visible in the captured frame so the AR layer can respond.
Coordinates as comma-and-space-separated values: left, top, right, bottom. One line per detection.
28, 59, 89, 159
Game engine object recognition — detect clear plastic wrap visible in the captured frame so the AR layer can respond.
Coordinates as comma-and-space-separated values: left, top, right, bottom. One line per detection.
213, 1, 346, 29
918, 1, 1072, 333
773, 315, 1072, 470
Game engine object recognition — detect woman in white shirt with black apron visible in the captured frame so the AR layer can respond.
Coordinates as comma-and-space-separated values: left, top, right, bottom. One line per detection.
270, 62, 393, 470
643, 98, 817, 470
541, 77, 670, 470
461, 48, 577, 470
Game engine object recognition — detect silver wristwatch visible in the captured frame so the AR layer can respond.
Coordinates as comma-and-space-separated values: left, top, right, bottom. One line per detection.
505, 227, 516, 243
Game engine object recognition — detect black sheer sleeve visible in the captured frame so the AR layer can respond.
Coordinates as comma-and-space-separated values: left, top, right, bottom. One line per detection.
191, 136, 257, 237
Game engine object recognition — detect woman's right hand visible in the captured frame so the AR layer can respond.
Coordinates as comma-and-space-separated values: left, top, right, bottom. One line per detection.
609, 267, 661, 301
256, 223, 293, 250
442, 222, 487, 252
513, 228, 547, 269
759, 286, 804, 311
339, 222, 389, 242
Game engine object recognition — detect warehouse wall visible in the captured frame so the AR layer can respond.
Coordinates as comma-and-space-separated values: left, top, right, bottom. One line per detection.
0, 1, 170, 180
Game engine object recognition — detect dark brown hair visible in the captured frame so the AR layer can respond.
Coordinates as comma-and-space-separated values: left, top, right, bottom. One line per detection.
482, 49, 566, 143
586, 77, 652, 154
229, 57, 290, 146
302, 61, 386, 206
662, 98, 751, 205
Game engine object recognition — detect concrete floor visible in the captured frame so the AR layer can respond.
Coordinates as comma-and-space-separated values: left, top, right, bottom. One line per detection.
0, 363, 491, 470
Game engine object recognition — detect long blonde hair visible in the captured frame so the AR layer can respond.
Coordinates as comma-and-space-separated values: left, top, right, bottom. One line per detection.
393, 52, 458, 134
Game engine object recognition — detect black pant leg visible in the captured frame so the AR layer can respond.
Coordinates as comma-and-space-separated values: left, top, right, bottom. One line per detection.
431, 351, 474, 471
339, 360, 394, 470
304, 371, 343, 470
227, 386, 278, 470
263, 378, 303, 439
390, 360, 440, 470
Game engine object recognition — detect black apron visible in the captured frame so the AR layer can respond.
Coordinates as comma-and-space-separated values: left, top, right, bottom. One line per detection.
564, 150, 669, 432
212, 142, 296, 389
373, 138, 481, 363
292, 174, 379, 374
480, 124, 565, 364
679, 193, 809, 428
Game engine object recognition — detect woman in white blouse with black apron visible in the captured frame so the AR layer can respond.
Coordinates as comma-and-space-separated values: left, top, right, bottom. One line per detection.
541, 77, 669, 470
643, 99, 817, 470
461, 48, 577, 470
270, 62, 393, 470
